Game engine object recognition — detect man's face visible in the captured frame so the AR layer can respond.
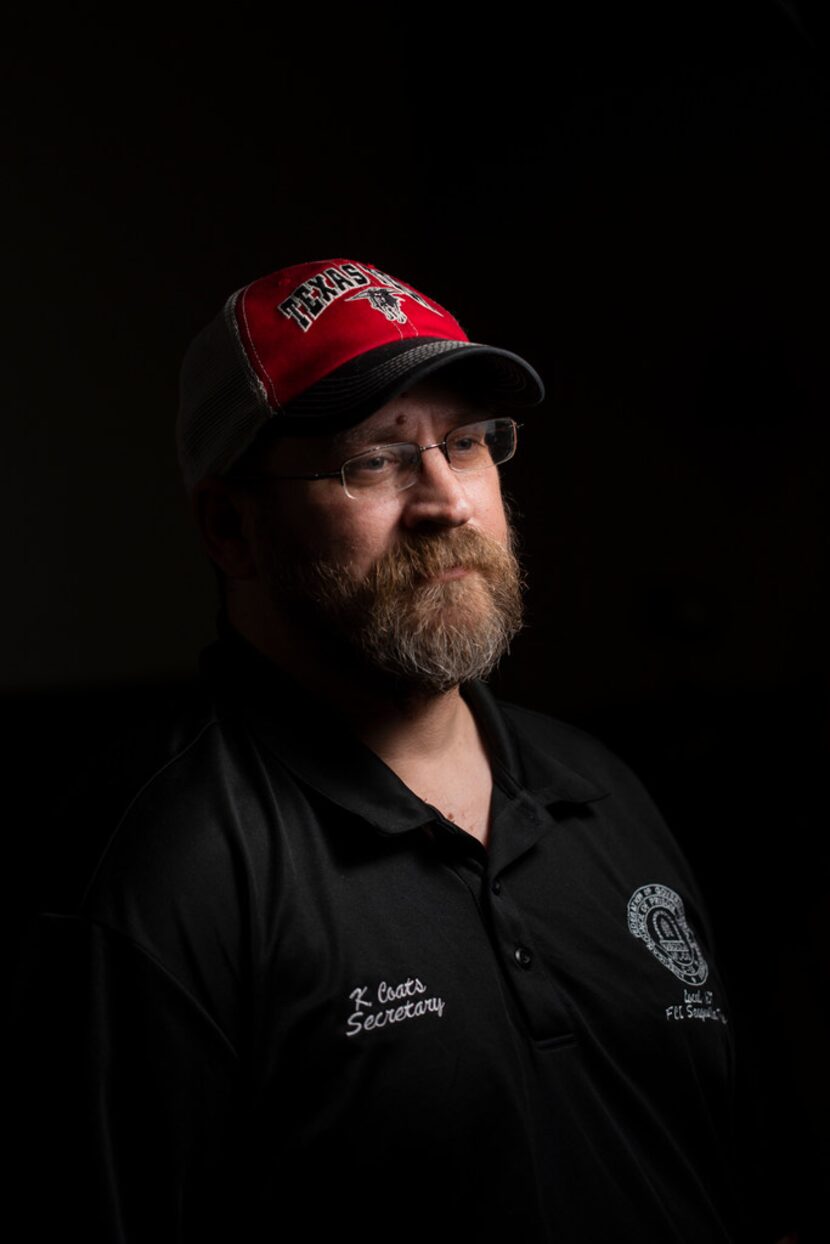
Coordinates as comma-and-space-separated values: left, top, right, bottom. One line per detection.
243, 379, 524, 693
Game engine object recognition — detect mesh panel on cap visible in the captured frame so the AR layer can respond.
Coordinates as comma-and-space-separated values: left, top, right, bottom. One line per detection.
285, 340, 473, 414
177, 297, 272, 491
286, 339, 542, 417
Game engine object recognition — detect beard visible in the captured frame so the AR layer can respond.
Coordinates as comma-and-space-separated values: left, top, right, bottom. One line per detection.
258, 517, 525, 696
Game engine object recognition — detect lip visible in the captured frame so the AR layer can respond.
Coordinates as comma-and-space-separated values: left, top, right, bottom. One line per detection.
432, 566, 471, 582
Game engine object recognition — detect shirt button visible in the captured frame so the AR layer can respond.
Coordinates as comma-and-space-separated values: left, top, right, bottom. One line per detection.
491, 878, 502, 895
514, 945, 533, 969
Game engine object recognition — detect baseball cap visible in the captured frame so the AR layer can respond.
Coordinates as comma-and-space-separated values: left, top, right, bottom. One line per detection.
177, 258, 544, 491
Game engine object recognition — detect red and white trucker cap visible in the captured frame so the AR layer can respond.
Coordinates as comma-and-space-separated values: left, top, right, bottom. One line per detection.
177, 258, 544, 491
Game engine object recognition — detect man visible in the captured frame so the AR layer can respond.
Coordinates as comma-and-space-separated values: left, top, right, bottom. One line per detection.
25, 259, 741, 1241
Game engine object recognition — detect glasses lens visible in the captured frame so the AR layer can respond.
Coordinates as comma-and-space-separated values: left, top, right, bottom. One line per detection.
343, 443, 421, 498
447, 419, 516, 471
340, 420, 518, 499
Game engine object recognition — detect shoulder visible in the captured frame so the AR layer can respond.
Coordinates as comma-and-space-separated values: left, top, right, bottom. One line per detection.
51, 683, 278, 935
497, 698, 620, 767
45, 685, 286, 1042
493, 694, 706, 884
494, 695, 715, 922
495, 695, 656, 805
54, 689, 235, 900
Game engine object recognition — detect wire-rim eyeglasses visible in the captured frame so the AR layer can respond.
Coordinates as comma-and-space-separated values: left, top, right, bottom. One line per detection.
235, 417, 520, 501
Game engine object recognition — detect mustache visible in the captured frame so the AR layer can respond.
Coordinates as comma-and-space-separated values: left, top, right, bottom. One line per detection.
360, 525, 518, 594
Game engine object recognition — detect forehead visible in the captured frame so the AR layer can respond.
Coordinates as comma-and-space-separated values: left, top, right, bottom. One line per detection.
253, 378, 493, 474
335, 380, 487, 452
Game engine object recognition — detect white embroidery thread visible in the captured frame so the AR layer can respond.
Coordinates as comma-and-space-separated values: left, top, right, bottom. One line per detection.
627, 883, 709, 986
345, 977, 446, 1038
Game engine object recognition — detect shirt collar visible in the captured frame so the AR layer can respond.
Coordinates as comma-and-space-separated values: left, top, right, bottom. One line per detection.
461, 680, 607, 806
200, 625, 605, 837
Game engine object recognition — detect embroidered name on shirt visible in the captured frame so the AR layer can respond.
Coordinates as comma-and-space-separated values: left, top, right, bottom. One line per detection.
346, 977, 446, 1038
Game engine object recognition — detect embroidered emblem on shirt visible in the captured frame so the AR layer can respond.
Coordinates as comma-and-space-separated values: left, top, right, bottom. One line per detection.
345, 976, 446, 1038
627, 883, 709, 986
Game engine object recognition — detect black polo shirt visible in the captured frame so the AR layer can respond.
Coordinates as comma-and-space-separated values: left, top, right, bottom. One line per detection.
26, 632, 740, 1242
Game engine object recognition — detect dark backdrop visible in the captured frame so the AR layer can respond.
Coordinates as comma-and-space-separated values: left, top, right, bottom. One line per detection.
6, 5, 828, 1238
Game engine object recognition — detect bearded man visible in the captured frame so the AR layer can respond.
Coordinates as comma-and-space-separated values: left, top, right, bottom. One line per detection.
25, 260, 743, 1242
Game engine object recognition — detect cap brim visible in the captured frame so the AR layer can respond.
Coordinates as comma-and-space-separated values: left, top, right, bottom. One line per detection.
278, 338, 545, 432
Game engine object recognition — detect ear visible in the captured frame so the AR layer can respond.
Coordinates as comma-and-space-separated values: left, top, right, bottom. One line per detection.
192, 478, 259, 581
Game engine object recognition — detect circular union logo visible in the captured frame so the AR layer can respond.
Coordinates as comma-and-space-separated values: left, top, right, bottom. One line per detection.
627, 883, 709, 985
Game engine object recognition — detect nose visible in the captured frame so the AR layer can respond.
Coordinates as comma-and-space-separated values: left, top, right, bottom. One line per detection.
399, 443, 473, 530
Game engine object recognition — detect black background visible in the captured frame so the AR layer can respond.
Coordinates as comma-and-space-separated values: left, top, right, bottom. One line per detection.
6, 4, 828, 1238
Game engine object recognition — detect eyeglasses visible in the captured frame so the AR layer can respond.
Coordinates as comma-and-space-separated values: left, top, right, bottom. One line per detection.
247, 418, 520, 500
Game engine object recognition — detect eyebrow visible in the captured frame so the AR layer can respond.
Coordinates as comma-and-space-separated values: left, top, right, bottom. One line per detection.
334, 422, 414, 454
334, 409, 500, 456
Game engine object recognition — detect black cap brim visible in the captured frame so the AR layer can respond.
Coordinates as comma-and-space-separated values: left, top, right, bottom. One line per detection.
277, 337, 545, 433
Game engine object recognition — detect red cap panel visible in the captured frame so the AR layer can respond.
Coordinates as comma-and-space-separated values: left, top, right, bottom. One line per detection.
232, 258, 468, 410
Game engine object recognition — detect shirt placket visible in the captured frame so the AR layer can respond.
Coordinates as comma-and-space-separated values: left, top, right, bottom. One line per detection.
430, 785, 576, 1046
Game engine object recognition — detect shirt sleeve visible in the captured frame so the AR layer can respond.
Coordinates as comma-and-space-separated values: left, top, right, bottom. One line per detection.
14, 913, 244, 1243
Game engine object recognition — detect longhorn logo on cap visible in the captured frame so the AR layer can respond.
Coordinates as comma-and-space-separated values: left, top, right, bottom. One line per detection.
346, 285, 409, 324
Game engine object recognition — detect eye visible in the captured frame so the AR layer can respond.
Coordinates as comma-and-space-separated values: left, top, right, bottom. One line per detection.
448, 423, 490, 461
452, 434, 478, 452
352, 451, 396, 475
345, 443, 418, 485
